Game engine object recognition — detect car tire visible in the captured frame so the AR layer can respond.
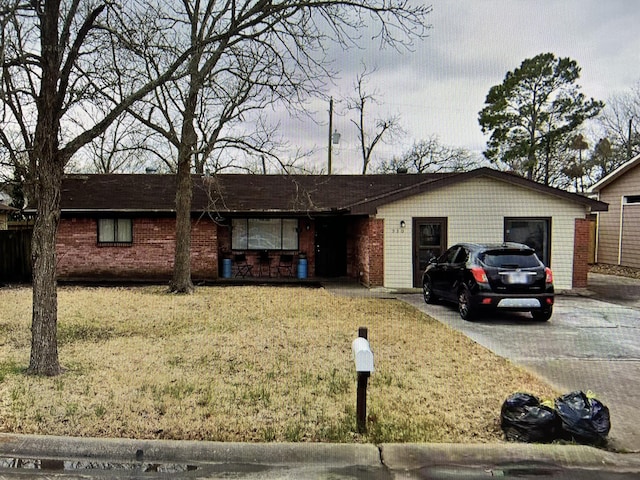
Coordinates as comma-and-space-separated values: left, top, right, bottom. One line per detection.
422, 277, 437, 304
458, 287, 477, 321
531, 307, 552, 322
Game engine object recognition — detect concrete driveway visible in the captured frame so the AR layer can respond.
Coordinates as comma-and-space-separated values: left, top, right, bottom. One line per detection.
399, 273, 640, 453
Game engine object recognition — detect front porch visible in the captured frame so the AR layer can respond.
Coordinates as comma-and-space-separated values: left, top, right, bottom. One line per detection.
215, 215, 384, 287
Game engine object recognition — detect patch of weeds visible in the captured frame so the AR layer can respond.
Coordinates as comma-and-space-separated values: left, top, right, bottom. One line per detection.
65, 403, 79, 417
10, 384, 26, 402
196, 387, 215, 408
167, 356, 184, 368
0, 359, 24, 382
53, 378, 65, 391
94, 404, 107, 418
284, 423, 303, 442
297, 371, 313, 387
162, 381, 196, 400
374, 371, 395, 388
365, 410, 437, 443
58, 323, 115, 345
245, 385, 271, 408
261, 425, 277, 442
327, 368, 350, 396
317, 417, 353, 442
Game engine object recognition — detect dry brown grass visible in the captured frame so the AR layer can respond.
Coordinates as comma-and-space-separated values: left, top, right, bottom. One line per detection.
0, 285, 557, 443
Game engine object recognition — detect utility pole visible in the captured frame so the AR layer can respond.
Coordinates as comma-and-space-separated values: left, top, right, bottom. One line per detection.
628, 118, 633, 160
328, 97, 334, 175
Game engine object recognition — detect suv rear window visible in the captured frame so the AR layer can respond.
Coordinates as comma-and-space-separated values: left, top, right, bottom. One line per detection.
480, 251, 541, 268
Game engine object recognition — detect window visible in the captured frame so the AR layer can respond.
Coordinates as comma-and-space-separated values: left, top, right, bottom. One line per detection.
232, 218, 299, 250
98, 219, 133, 244
624, 195, 640, 204
504, 218, 551, 266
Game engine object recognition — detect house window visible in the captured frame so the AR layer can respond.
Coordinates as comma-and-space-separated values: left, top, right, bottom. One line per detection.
624, 195, 640, 204
504, 217, 551, 266
231, 218, 298, 250
98, 218, 133, 244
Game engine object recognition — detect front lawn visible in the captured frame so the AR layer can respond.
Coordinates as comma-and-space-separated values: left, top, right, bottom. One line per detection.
0, 286, 556, 443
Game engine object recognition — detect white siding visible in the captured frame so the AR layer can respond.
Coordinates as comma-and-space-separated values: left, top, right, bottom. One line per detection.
377, 177, 587, 290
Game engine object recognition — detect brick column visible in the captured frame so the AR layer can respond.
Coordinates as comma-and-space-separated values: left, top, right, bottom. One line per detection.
368, 219, 384, 287
572, 217, 590, 288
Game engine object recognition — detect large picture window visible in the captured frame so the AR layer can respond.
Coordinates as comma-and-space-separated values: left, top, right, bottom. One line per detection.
232, 218, 298, 250
98, 218, 133, 244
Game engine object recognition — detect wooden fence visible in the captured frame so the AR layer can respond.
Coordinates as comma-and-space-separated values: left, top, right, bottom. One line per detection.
0, 229, 32, 283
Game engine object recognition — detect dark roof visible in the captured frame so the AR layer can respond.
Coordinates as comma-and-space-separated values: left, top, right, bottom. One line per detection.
0, 202, 18, 212
56, 168, 607, 215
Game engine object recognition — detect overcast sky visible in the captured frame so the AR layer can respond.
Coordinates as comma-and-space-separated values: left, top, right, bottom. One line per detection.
281, 0, 640, 174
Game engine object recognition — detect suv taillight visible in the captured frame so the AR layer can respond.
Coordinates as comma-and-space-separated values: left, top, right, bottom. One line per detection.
471, 267, 488, 284
545, 267, 553, 284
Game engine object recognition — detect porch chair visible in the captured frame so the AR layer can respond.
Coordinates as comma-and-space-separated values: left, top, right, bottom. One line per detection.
233, 253, 253, 278
277, 254, 294, 277
258, 250, 271, 277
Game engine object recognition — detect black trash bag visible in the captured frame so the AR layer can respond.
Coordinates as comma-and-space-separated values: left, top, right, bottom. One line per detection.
554, 391, 611, 445
500, 392, 559, 443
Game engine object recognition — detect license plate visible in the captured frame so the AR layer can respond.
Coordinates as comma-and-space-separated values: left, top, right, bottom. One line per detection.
505, 272, 530, 284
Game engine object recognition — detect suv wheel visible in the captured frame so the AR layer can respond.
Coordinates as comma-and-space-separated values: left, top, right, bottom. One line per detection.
422, 277, 437, 304
458, 287, 476, 321
531, 307, 552, 322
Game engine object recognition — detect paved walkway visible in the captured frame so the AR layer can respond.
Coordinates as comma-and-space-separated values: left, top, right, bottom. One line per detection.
324, 272, 640, 454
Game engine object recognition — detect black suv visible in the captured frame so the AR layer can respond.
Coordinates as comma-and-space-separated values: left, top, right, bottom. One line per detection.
422, 242, 554, 321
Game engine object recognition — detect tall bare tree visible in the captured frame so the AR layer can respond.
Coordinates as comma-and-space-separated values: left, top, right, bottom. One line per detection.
597, 80, 640, 168
0, 0, 193, 375
347, 64, 403, 174
120, 1, 431, 293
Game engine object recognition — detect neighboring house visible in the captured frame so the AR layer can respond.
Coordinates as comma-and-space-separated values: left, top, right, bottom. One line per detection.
0, 203, 18, 230
589, 154, 640, 269
49, 168, 606, 290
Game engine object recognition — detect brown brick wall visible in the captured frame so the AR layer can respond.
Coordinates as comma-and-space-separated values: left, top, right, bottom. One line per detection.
57, 217, 217, 281
572, 217, 590, 288
351, 217, 384, 287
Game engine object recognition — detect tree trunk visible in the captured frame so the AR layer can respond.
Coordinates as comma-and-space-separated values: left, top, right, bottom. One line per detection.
27, 160, 63, 376
170, 150, 194, 293
169, 79, 198, 294
27, 0, 64, 376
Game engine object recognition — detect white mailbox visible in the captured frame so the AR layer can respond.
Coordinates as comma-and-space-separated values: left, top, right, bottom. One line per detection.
352, 337, 374, 373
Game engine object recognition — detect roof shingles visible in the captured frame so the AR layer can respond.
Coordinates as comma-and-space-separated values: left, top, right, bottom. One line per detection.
57, 169, 607, 215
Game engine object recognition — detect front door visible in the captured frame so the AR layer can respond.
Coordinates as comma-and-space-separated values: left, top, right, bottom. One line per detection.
315, 218, 347, 277
413, 218, 447, 287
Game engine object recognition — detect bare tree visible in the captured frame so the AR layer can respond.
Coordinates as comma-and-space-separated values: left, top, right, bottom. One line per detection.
0, 0, 193, 375
347, 64, 403, 174
119, 1, 431, 293
79, 113, 158, 173
597, 80, 640, 167
376, 135, 480, 173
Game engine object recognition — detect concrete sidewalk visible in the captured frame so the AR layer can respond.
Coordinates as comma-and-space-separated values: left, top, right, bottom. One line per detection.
0, 434, 639, 478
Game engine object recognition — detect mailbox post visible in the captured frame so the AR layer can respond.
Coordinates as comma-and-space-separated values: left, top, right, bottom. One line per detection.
352, 326, 373, 433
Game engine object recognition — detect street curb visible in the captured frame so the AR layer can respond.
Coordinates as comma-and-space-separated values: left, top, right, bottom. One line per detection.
0, 434, 380, 467
381, 443, 640, 473
1, 434, 639, 473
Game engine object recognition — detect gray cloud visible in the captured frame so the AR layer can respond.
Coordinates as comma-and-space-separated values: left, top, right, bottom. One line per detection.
277, 0, 640, 173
